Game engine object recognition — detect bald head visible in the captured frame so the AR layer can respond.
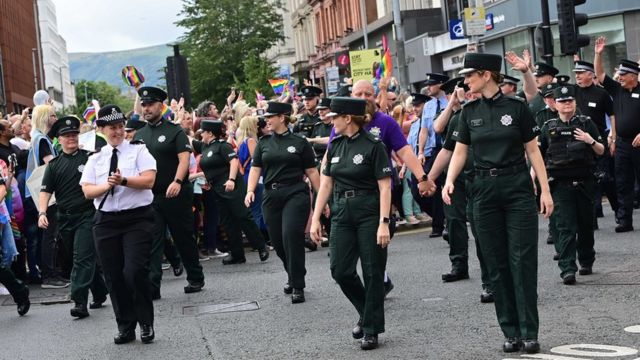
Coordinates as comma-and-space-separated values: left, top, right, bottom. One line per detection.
352, 80, 375, 102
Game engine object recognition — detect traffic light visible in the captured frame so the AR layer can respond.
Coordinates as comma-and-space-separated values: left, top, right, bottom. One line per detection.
557, 0, 589, 55
534, 23, 554, 63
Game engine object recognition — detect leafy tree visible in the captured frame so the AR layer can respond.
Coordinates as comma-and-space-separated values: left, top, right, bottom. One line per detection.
70, 80, 134, 118
237, 50, 276, 104
177, 0, 284, 105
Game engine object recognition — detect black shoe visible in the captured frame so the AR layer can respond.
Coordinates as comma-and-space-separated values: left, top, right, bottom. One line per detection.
553, 253, 560, 261
384, 278, 394, 298
523, 339, 540, 354
291, 288, 305, 304
429, 231, 442, 238
90, 296, 107, 309
352, 319, 363, 339
441, 271, 469, 283
546, 234, 554, 244
480, 289, 494, 303
151, 288, 161, 300
70, 303, 89, 318
615, 224, 634, 233
114, 330, 136, 344
16, 287, 30, 316
172, 263, 184, 277
579, 267, 592, 275
562, 273, 576, 285
140, 324, 155, 344
360, 334, 378, 350
304, 238, 318, 252
184, 281, 204, 294
222, 255, 246, 265
283, 283, 293, 295
502, 337, 523, 353
258, 249, 269, 262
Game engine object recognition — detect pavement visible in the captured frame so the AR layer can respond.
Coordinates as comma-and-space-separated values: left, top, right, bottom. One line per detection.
1, 206, 640, 360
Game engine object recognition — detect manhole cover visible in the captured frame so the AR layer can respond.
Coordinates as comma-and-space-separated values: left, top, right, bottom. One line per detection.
183, 301, 260, 315
2, 294, 71, 306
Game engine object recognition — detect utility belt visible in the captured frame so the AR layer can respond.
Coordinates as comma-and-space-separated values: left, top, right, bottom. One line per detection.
265, 179, 302, 190
475, 163, 527, 177
334, 189, 377, 199
58, 206, 94, 216
99, 204, 151, 216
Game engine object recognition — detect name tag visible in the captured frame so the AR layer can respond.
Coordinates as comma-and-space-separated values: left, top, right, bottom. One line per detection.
331, 157, 340, 163
470, 119, 483, 127
633, 93, 640, 99
588, 102, 597, 108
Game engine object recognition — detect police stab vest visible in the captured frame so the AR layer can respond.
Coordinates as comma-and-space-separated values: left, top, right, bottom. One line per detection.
545, 116, 594, 171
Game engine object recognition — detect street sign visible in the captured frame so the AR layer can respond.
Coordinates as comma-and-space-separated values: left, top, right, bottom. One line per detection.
464, 7, 487, 36
466, 42, 478, 53
449, 19, 465, 40
485, 13, 494, 30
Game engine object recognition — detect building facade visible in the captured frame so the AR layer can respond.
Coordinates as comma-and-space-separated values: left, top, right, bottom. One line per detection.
0, 0, 43, 114
37, 0, 75, 110
290, 0, 317, 84
266, 0, 297, 81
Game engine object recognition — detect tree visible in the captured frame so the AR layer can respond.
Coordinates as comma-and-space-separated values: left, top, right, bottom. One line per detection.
177, 0, 284, 105
70, 80, 134, 118
238, 50, 276, 104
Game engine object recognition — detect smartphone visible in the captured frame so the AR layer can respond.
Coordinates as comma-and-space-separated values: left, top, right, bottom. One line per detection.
257, 109, 265, 116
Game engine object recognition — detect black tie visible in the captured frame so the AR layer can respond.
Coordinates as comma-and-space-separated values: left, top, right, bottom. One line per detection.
98, 148, 118, 210
436, 98, 441, 114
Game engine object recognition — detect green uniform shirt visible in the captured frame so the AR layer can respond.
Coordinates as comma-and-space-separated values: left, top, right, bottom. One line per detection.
253, 129, 316, 187
310, 120, 333, 162
535, 107, 557, 130
293, 112, 319, 138
518, 90, 546, 115
193, 139, 237, 185
40, 149, 94, 212
456, 91, 537, 169
134, 120, 192, 194
442, 110, 473, 177
323, 129, 392, 192
538, 114, 602, 180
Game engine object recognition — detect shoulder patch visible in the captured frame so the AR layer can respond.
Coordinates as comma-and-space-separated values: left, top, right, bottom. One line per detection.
130, 139, 146, 145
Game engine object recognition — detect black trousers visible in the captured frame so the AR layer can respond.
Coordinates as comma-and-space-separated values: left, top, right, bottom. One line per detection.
94, 206, 154, 332
614, 138, 640, 226
262, 182, 309, 289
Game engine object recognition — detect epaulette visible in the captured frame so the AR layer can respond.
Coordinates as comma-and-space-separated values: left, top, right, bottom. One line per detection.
543, 118, 560, 128
329, 135, 343, 143
363, 131, 382, 143
461, 98, 480, 108
48, 155, 60, 163
258, 134, 272, 141
130, 139, 146, 145
535, 107, 550, 116
504, 94, 526, 103
312, 121, 323, 127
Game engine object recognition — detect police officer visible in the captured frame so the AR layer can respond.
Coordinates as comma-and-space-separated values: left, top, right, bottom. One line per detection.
194, 119, 269, 264
38, 115, 108, 318
307, 97, 333, 164
310, 97, 392, 350
538, 85, 603, 284
134, 86, 205, 298
500, 75, 520, 97
526, 62, 559, 115
80, 105, 157, 344
443, 53, 553, 354
124, 117, 146, 141
573, 59, 618, 223
594, 36, 640, 232
245, 101, 320, 304
535, 83, 559, 129
293, 86, 323, 138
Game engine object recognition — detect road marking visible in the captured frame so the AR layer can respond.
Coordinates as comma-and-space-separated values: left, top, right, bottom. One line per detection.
421, 297, 444, 302
624, 325, 640, 333
551, 344, 638, 357
517, 355, 590, 360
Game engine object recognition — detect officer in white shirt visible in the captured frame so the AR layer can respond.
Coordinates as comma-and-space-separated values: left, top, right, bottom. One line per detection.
80, 105, 157, 345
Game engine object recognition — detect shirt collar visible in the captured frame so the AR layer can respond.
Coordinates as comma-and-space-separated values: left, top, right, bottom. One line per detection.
347, 129, 364, 141
275, 129, 290, 137
148, 118, 163, 127
483, 89, 503, 103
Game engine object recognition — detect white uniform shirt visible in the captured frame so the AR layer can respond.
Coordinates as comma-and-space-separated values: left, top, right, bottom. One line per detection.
80, 140, 156, 212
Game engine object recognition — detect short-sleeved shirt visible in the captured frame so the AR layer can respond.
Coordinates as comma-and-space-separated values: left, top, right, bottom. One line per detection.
310, 121, 333, 162
252, 129, 316, 187
535, 107, 558, 130
601, 75, 640, 139
456, 91, 537, 169
575, 84, 614, 137
80, 140, 156, 212
420, 94, 448, 156
134, 119, 192, 194
193, 139, 237, 185
518, 90, 546, 115
41, 149, 94, 212
442, 110, 474, 177
323, 129, 391, 192
538, 115, 602, 180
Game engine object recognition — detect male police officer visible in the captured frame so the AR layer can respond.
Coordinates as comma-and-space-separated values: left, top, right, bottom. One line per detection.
134, 86, 205, 298
526, 62, 560, 115
39, 116, 108, 318
308, 97, 333, 164
535, 83, 559, 129
500, 75, 520, 97
538, 85, 604, 284
293, 86, 323, 138
594, 36, 640, 233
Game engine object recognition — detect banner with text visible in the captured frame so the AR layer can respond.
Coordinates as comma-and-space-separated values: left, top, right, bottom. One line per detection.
349, 49, 381, 82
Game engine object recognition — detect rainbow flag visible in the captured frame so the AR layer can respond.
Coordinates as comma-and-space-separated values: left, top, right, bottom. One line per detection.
82, 106, 96, 123
268, 79, 288, 95
375, 35, 393, 80
121, 65, 145, 87
161, 103, 173, 120
255, 90, 265, 101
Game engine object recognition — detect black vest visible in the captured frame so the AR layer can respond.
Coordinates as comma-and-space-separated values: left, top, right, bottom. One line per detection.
545, 116, 594, 174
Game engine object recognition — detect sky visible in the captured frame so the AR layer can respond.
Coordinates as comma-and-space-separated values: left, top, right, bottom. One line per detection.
52, 0, 186, 53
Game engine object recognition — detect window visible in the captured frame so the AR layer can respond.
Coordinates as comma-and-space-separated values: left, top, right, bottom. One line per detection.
503, 30, 531, 78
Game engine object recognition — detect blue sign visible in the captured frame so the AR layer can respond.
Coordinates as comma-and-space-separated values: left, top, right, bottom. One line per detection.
485, 13, 494, 30
449, 19, 465, 40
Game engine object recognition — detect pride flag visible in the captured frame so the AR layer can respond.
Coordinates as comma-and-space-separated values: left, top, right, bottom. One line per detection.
268, 79, 288, 95
121, 65, 145, 87
161, 103, 173, 120
82, 106, 96, 123
375, 35, 393, 80
255, 90, 265, 101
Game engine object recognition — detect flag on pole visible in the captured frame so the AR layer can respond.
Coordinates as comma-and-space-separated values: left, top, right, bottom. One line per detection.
375, 35, 393, 80
161, 103, 173, 120
268, 79, 288, 95
121, 65, 145, 87
82, 106, 96, 124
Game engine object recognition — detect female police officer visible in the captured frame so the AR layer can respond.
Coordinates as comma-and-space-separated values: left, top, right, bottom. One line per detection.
193, 119, 269, 265
443, 53, 553, 354
244, 101, 320, 304
80, 105, 157, 344
310, 97, 392, 350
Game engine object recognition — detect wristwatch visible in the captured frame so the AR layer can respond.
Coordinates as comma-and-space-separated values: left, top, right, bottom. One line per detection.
121, 177, 128, 186
590, 140, 597, 146
174, 178, 184, 185
419, 174, 429, 183
380, 217, 390, 224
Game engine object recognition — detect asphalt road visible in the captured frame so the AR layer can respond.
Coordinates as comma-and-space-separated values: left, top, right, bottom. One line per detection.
1, 206, 640, 360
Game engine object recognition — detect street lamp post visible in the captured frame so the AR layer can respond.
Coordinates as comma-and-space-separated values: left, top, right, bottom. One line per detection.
59, 65, 67, 110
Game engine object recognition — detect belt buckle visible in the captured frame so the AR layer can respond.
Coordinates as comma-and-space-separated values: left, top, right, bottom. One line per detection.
489, 168, 498, 177
271, 183, 278, 190
572, 181, 579, 186
344, 190, 355, 198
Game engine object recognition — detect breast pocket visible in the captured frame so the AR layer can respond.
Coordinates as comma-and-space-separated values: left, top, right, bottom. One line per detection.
119, 154, 138, 177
